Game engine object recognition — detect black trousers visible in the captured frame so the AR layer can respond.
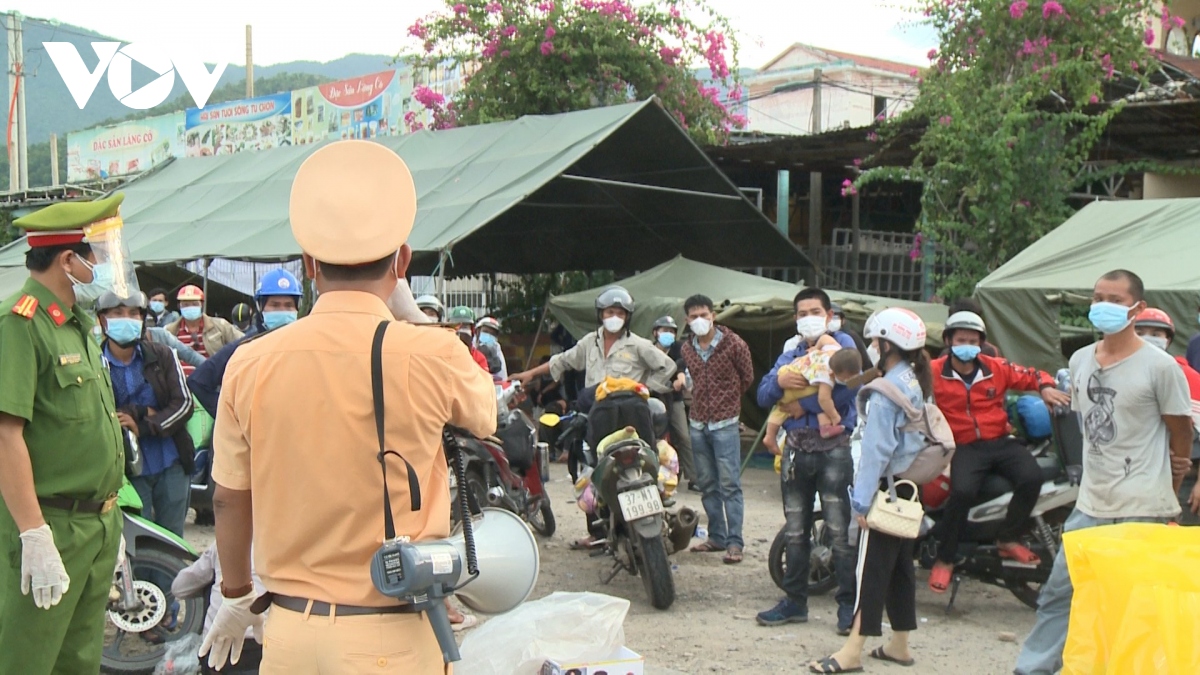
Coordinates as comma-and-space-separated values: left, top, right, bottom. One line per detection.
936, 437, 1042, 564
200, 639, 262, 673
854, 526, 917, 637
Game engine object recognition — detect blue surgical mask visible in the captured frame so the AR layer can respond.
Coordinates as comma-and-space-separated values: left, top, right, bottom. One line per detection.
104, 317, 143, 345
478, 332, 498, 346
68, 260, 114, 304
657, 332, 675, 347
1088, 302, 1134, 335
180, 306, 203, 322
951, 345, 982, 362
262, 311, 297, 330
148, 300, 166, 314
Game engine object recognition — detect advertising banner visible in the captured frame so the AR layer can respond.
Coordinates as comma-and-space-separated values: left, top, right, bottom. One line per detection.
66, 112, 185, 182
290, 69, 412, 145
184, 92, 293, 156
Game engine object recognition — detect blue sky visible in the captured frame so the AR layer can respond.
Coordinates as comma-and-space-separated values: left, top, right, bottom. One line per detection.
7, 0, 938, 71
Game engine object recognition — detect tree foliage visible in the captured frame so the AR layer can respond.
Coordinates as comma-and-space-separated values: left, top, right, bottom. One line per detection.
407, 0, 744, 145
858, 0, 1166, 298
497, 270, 614, 334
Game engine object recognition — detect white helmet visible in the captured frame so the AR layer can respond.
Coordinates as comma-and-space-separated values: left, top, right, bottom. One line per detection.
476, 316, 501, 333
943, 311, 986, 341
864, 307, 927, 351
415, 295, 444, 320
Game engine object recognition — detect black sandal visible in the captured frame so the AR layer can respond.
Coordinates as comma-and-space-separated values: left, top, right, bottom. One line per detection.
870, 646, 915, 667
808, 656, 863, 673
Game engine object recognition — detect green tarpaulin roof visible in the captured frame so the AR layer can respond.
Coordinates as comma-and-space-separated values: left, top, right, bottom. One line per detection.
0, 100, 807, 280
976, 198, 1200, 371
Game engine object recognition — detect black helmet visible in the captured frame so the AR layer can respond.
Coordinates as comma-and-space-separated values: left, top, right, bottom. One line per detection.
231, 303, 255, 325
96, 290, 148, 314
647, 397, 669, 438
830, 302, 844, 318
653, 316, 678, 331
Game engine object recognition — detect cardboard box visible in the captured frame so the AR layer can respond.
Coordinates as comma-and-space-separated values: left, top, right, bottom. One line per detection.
540, 646, 645, 675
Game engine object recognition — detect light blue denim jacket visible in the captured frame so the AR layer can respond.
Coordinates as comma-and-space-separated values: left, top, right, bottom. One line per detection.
850, 360, 925, 515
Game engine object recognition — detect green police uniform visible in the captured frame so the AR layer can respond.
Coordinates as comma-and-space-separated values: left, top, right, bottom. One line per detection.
0, 197, 127, 675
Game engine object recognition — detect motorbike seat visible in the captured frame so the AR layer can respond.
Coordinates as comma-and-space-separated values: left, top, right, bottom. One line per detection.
974, 455, 1064, 504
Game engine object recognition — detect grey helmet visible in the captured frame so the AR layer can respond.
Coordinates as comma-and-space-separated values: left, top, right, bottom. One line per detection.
96, 290, 149, 313
647, 396, 669, 438
653, 315, 678, 331
942, 310, 987, 343
829, 302, 844, 318
595, 286, 635, 331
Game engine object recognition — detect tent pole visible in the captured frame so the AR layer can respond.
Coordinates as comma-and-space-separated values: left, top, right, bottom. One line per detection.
201, 257, 210, 313
740, 419, 768, 476
524, 303, 549, 372
851, 189, 861, 293
437, 250, 447, 307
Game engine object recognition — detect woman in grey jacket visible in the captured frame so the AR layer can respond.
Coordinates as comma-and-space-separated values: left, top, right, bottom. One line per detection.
810, 308, 932, 674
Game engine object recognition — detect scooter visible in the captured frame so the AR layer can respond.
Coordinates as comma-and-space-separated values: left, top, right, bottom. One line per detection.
451, 381, 555, 537
187, 398, 216, 526
768, 404, 1082, 610
102, 481, 203, 674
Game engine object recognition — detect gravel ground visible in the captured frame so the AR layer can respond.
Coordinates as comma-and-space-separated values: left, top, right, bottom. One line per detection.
185, 461, 1038, 674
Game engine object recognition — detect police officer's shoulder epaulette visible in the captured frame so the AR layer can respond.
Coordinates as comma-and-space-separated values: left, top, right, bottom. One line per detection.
10, 294, 38, 320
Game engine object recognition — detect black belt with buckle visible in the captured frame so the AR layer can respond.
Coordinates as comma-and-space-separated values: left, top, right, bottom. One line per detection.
38, 494, 118, 515
255, 592, 420, 617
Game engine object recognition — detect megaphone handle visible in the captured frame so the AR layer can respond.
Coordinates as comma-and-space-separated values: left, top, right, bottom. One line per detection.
425, 596, 461, 663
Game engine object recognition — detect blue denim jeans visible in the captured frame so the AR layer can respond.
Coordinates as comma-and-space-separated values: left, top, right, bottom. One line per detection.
690, 423, 744, 549
130, 462, 191, 537
1014, 509, 1172, 675
779, 434, 856, 626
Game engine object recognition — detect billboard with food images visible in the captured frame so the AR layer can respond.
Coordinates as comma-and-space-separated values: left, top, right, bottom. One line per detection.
289, 69, 413, 145
65, 112, 185, 182
184, 92, 293, 157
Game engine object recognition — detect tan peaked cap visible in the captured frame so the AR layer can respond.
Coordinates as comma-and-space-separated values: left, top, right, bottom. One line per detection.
289, 140, 417, 265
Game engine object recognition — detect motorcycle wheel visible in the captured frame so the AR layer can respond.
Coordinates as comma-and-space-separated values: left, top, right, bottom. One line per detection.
102, 546, 204, 674
636, 533, 676, 610
452, 467, 489, 525
768, 521, 839, 596
527, 498, 557, 537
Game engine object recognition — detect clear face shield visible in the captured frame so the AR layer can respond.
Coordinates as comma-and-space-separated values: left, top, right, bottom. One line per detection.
71, 215, 139, 315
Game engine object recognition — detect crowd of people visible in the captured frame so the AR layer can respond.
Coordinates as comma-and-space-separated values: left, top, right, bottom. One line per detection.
0, 141, 1198, 674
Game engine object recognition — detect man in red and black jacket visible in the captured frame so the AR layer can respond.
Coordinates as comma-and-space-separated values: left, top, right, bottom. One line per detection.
928, 311, 1071, 594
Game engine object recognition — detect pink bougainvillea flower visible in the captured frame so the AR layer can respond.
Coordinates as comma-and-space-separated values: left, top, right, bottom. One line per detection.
927, 48, 938, 60
452, 3, 468, 13
1130, 60, 1139, 71
1089, 94, 1099, 104
501, 49, 510, 57
1174, 16, 1187, 29
853, 158, 862, 167
540, 41, 555, 55
407, 20, 428, 39
413, 85, 445, 108
1145, 28, 1155, 46
537, 1, 555, 12
867, 132, 879, 142
501, 25, 518, 37
545, 25, 557, 38
1042, 1, 1063, 19
485, 1, 502, 13
1010, 0, 1027, 19
909, 68, 919, 78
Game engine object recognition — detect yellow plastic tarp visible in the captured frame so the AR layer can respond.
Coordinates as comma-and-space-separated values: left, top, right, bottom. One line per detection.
1062, 523, 1200, 674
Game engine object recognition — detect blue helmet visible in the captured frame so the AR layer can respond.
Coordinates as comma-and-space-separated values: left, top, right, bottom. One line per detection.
255, 269, 302, 301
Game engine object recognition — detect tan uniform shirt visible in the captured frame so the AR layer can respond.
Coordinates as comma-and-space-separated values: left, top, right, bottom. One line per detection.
212, 291, 497, 606
549, 329, 677, 394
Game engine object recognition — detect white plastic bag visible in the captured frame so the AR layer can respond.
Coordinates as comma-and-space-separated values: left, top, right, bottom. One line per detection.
458, 592, 629, 675
153, 632, 203, 675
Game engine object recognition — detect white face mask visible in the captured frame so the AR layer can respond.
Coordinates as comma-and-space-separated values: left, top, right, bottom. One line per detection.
602, 316, 625, 333
1143, 335, 1170, 351
827, 318, 843, 333
796, 315, 827, 341
689, 317, 713, 337
866, 343, 881, 367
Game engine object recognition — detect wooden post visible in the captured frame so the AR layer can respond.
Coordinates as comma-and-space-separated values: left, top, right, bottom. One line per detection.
245, 26, 254, 97
49, 134, 60, 186
808, 69, 823, 270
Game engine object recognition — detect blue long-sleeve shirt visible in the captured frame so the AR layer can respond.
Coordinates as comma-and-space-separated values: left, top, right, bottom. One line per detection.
188, 325, 261, 418
106, 344, 180, 476
849, 361, 925, 515
757, 331, 858, 431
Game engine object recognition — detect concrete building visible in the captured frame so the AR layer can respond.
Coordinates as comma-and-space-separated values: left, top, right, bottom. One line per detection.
742, 44, 919, 135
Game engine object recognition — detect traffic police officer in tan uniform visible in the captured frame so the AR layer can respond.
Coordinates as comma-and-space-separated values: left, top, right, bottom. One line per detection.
0, 195, 131, 674
201, 140, 498, 673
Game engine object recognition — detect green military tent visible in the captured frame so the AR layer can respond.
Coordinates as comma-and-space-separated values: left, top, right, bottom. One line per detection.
548, 256, 949, 426
975, 198, 1200, 372
0, 99, 806, 301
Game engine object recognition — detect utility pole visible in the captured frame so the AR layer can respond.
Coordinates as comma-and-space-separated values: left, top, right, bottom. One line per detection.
245, 25, 254, 97
49, 133, 59, 186
7, 11, 28, 192
808, 68, 823, 269
14, 12, 25, 190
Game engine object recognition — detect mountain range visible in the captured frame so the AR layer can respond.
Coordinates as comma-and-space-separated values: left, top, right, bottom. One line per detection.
4, 14, 400, 144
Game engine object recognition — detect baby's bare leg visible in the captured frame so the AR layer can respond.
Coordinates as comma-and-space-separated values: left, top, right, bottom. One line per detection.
817, 383, 841, 426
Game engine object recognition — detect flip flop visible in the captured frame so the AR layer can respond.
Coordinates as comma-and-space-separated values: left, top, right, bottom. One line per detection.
870, 646, 915, 667
808, 656, 863, 673
929, 563, 953, 594
997, 542, 1041, 565
690, 540, 724, 553
723, 546, 744, 564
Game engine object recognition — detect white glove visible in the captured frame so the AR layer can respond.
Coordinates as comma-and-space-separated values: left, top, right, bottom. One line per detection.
19, 524, 71, 610
199, 591, 264, 670
114, 535, 127, 576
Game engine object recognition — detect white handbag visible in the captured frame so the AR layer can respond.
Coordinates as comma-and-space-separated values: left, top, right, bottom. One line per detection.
865, 477, 924, 539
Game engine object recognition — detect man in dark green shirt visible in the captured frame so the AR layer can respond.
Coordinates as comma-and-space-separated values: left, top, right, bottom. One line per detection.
0, 194, 130, 674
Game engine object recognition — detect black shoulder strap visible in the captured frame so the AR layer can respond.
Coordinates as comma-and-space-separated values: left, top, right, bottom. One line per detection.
371, 320, 421, 542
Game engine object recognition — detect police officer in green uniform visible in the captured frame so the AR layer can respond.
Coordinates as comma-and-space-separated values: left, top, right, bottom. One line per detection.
0, 194, 132, 674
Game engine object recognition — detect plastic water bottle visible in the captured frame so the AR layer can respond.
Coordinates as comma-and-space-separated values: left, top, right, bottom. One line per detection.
696, 525, 707, 540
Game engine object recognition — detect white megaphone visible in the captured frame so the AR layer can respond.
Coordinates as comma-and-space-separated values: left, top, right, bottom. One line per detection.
370, 507, 539, 663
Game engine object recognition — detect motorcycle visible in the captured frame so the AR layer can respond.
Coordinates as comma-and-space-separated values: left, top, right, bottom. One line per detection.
187, 397, 216, 526
554, 393, 696, 610
451, 381, 555, 537
103, 481, 204, 674
768, 403, 1083, 611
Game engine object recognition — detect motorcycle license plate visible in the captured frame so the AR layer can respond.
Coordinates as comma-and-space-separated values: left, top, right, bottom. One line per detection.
617, 485, 663, 521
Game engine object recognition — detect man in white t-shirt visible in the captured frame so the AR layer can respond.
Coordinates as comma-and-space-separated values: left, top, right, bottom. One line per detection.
1015, 269, 1195, 675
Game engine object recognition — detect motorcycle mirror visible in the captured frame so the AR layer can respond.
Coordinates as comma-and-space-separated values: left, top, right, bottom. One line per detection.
539, 413, 561, 427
